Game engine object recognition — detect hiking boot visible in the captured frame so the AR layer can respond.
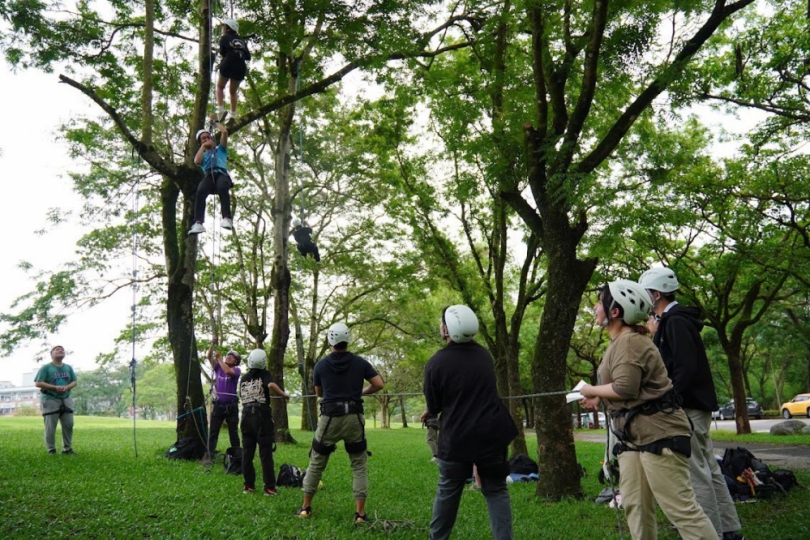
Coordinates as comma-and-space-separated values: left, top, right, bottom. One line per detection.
263, 488, 278, 496
354, 512, 369, 525
295, 506, 312, 518
221, 218, 233, 230
189, 222, 205, 235
242, 485, 255, 494
61, 449, 75, 455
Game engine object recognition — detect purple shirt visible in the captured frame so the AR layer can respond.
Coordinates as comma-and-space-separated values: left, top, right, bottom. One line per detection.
214, 363, 241, 403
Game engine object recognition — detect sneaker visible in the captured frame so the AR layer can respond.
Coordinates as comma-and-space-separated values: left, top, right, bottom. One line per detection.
242, 486, 255, 494
221, 218, 233, 230
61, 449, 75, 455
229, 111, 238, 121
48, 449, 56, 455
217, 107, 226, 123
354, 512, 369, 525
430, 456, 438, 463
723, 533, 746, 540
189, 222, 205, 235
263, 488, 277, 496
295, 506, 312, 518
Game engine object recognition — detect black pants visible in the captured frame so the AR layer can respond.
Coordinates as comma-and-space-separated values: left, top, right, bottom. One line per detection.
208, 401, 240, 453
296, 242, 320, 262
194, 171, 232, 223
241, 405, 276, 490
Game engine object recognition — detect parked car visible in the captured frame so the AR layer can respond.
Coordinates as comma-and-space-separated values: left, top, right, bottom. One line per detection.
713, 397, 763, 421
780, 393, 810, 419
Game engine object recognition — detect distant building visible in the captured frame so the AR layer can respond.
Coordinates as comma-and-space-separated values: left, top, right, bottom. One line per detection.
0, 373, 41, 415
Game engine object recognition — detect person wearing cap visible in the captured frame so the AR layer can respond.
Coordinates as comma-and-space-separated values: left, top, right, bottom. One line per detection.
189, 112, 233, 235
216, 18, 251, 122
580, 280, 715, 540
639, 268, 744, 540
238, 348, 290, 496
206, 340, 242, 461
424, 305, 517, 540
34, 345, 78, 455
296, 323, 384, 523
290, 218, 320, 262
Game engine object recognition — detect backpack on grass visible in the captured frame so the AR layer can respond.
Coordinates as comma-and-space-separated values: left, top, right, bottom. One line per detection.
165, 437, 205, 461
277, 464, 305, 487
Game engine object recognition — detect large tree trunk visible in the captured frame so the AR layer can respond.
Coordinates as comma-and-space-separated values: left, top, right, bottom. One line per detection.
163, 172, 207, 442
532, 232, 595, 499
725, 334, 752, 434
505, 339, 527, 456
267, 74, 298, 442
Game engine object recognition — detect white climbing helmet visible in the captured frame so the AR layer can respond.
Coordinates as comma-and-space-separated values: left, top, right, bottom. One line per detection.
442, 305, 479, 343
607, 280, 652, 325
247, 349, 267, 370
221, 18, 239, 33
327, 322, 351, 347
195, 128, 210, 143
638, 267, 679, 294
292, 217, 302, 228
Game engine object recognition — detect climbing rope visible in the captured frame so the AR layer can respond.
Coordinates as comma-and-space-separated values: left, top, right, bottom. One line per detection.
129, 149, 140, 459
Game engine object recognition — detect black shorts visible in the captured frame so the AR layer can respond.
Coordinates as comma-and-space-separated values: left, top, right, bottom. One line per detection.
220, 56, 247, 82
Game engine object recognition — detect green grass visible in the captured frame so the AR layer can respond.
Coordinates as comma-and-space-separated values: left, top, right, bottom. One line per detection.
709, 430, 810, 446
1, 417, 809, 539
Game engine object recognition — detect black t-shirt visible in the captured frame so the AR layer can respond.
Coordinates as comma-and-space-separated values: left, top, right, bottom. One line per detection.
313, 352, 378, 404
424, 340, 517, 462
292, 226, 314, 247
239, 369, 273, 406
219, 33, 251, 61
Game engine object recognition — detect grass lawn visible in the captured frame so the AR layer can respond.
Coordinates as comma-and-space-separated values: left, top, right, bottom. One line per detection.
1, 417, 808, 539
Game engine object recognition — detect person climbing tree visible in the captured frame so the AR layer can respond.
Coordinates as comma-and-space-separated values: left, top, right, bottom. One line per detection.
189, 113, 233, 235
291, 218, 321, 262
216, 18, 251, 122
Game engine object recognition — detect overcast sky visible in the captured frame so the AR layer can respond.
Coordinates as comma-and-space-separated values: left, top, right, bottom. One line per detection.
0, 60, 131, 386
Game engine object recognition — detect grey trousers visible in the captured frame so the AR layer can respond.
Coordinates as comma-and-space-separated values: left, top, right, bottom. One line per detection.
686, 408, 742, 538
302, 414, 368, 500
430, 457, 513, 540
41, 398, 74, 453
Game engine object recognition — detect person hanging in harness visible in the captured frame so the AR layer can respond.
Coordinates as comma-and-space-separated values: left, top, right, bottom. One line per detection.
290, 218, 321, 263
296, 323, 384, 523
34, 345, 78, 455
238, 349, 289, 496
205, 339, 242, 462
639, 267, 745, 540
424, 305, 517, 540
215, 18, 251, 122
189, 113, 233, 235
580, 280, 716, 540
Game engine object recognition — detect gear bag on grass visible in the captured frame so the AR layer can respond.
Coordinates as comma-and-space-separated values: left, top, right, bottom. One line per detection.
508, 453, 539, 476
224, 447, 243, 475
277, 463, 305, 487
165, 437, 205, 461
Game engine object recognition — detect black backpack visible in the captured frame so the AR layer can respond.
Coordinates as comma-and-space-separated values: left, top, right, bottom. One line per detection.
165, 437, 205, 461
224, 447, 243, 475
277, 463, 305, 487
508, 454, 539, 476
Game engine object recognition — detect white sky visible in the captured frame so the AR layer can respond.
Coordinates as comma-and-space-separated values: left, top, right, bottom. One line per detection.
0, 61, 131, 386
